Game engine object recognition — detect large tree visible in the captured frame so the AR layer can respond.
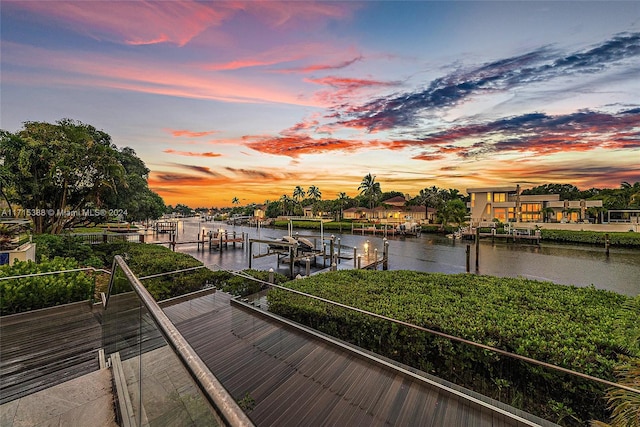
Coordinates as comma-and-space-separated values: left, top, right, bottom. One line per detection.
0, 119, 165, 233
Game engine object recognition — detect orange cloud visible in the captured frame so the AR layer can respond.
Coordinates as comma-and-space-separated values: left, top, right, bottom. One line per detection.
411, 153, 445, 161
163, 149, 222, 157
245, 135, 371, 157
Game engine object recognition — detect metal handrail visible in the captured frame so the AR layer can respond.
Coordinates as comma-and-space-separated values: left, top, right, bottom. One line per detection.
107, 256, 254, 426
0, 267, 110, 280
221, 266, 640, 396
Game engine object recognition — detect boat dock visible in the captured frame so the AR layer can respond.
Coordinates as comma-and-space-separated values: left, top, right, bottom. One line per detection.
460, 227, 541, 244
248, 236, 390, 278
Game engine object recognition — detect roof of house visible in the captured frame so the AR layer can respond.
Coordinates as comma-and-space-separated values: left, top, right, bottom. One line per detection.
382, 195, 407, 205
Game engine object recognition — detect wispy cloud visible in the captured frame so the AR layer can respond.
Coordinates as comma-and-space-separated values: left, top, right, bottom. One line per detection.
165, 129, 219, 138
337, 33, 640, 132
168, 163, 223, 176
5, 1, 227, 47
163, 149, 222, 157
411, 108, 640, 159
1, 41, 320, 106
285, 56, 363, 73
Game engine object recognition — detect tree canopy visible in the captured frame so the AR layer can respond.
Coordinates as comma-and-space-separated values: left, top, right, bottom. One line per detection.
0, 119, 165, 233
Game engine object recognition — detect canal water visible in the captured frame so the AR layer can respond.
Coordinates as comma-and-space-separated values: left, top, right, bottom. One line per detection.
146, 219, 640, 297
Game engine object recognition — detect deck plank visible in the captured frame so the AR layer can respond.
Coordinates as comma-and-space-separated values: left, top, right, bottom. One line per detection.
165, 292, 554, 427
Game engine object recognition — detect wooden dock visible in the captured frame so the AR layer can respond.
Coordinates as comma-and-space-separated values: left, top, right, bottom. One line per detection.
461, 228, 541, 244
156, 230, 247, 251
352, 223, 421, 237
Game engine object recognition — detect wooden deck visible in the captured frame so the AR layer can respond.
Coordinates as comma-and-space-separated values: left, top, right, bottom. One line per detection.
0, 301, 102, 405
163, 292, 554, 427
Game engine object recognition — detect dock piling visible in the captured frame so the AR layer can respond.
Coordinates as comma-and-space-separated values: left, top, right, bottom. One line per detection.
475, 227, 480, 271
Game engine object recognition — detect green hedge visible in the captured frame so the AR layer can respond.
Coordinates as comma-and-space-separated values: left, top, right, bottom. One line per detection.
540, 230, 640, 247
0, 257, 94, 315
420, 224, 458, 234
267, 270, 638, 424
91, 242, 218, 301
92, 242, 285, 300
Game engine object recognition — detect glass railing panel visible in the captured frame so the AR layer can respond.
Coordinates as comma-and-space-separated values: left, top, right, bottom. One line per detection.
102, 257, 246, 427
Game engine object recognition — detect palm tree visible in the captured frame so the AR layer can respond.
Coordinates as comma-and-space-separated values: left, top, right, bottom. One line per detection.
293, 185, 306, 203
293, 185, 306, 215
307, 186, 321, 216
358, 173, 381, 211
337, 192, 348, 221
540, 206, 555, 223
279, 194, 292, 216
231, 197, 239, 206
307, 185, 321, 201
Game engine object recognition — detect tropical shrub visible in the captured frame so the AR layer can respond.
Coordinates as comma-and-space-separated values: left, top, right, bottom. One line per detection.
33, 233, 102, 266
267, 270, 638, 425
91, 242, 218, 300
0, 257, 94, 315
540, 230, 640, 247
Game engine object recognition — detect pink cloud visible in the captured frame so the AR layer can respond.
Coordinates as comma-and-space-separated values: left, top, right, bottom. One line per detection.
7, 1, 229, 47
163, 149, 222, 158
242, 2, 357, 28
165, 129, 219, 138
2, 42, 321, 107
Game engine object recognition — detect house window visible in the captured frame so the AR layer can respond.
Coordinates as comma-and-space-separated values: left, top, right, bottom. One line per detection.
521, 203, 541, 212
485, 204, 492, 215
493, 193, 506, 202
487, 193, 492, 202
493, 208, 507, 222
471, 193, 475, 208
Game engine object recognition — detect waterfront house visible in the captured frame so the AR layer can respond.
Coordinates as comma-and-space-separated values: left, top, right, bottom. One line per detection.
466, 185, 603, 225
253, 205, 266, 220
343, 197, 435, 224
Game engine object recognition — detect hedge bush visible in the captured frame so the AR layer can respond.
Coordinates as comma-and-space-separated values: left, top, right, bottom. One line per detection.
540, 230, 640, 247
0, 257, 94, 315
267, 270, 638, 425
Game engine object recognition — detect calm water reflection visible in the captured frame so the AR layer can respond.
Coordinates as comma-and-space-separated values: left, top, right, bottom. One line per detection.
147, 219, 639, 296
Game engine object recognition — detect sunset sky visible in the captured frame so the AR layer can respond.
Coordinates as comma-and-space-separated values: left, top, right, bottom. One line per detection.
1, 1, 639, 207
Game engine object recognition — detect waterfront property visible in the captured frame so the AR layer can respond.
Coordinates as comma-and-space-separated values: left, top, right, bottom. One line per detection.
343, 196, 435, 224
466, 186, 603, 225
